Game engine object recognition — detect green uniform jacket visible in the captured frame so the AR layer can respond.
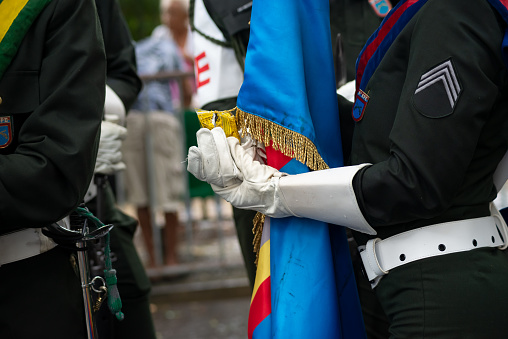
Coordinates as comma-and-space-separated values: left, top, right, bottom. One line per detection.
352, 0, 508, 244
0, 0, 106, 233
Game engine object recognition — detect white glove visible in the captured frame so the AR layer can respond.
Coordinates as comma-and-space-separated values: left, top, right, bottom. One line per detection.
239, 130, 267, 164
95, 120, 127, 175
187, 127, 376, 234
187, 127, 293, 217
336, 80, 356, 103
104, 85, 126, 126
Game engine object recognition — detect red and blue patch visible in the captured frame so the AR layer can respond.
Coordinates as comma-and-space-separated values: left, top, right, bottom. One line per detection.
0, 116, 13, 148
352, 89, 369, 122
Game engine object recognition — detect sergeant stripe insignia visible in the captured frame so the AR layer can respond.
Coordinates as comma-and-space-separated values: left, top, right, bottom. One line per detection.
413, 59, 461, 118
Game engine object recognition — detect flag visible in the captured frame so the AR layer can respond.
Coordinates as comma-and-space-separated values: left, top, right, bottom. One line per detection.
235, 0, 367, 337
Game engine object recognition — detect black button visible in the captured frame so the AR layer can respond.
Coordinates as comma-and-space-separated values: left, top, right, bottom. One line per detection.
399, 254, 406, 261
438, 244, 446, 251
472, 239, 477, 247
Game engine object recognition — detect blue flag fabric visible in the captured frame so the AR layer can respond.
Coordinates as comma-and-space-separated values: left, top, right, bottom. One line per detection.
269, 161, 366, 338
235, 0, 367, 338
237, 0, 343, 170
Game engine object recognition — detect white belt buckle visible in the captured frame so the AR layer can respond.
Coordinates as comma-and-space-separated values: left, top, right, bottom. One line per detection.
359, 238, 388, 288
491, 203, 508, 250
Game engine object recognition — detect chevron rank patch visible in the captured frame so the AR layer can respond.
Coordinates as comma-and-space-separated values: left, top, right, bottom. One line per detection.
413, 59, 461, 118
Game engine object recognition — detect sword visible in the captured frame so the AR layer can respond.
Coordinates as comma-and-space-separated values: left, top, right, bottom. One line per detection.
76, 220, 99, 339
90, 174, 116, 339
43, 204, 114, 339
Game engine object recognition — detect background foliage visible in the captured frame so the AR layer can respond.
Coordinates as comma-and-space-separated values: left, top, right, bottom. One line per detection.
118, 0, 161, 41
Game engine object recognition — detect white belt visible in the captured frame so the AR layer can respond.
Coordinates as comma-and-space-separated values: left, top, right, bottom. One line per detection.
359, 205, 508, 288
0, 228, 57, 266
0, 217, 70, 267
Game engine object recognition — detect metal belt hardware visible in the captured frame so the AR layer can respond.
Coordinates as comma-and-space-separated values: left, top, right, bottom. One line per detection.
0, 228, 57, 266
359, 204, 508, 289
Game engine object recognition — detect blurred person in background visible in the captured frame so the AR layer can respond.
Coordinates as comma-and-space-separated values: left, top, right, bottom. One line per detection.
153, 0, 195, 108
122, 19, 186, 268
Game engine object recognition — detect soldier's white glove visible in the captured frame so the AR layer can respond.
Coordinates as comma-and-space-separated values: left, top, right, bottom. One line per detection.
187, 127, 293, 218
337, 80, 356, 103
95, 120, 127, 175
239, 130, 267, 164
187, 127, 376, 234
104, 85, 126, 126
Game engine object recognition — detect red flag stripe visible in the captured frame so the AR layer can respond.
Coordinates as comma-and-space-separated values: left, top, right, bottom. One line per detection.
248, 277, 272, 339
265, 143, 292, 171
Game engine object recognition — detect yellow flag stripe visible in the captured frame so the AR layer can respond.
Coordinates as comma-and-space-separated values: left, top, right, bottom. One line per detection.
251, 239, 270, 303
0, 0, 31, 43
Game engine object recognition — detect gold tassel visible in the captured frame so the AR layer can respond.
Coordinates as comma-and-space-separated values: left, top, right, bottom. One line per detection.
252, 212, 266, 266
195, 108, 241, 141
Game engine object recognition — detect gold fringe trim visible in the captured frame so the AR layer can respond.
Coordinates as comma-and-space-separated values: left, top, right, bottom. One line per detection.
236, 108, 330, 172
235, 107, 331, 266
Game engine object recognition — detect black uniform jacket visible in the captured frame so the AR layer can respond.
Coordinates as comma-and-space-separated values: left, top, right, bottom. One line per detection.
0, 0, 106, 233
351, 0, 508, 244
330, 0, 400, 82
96, 0, 142, 110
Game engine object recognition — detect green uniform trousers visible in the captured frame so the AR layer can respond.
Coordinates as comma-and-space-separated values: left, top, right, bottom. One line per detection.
375, 247, 508, 338
348, 232, 390, 339
0, 247, 86, 339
